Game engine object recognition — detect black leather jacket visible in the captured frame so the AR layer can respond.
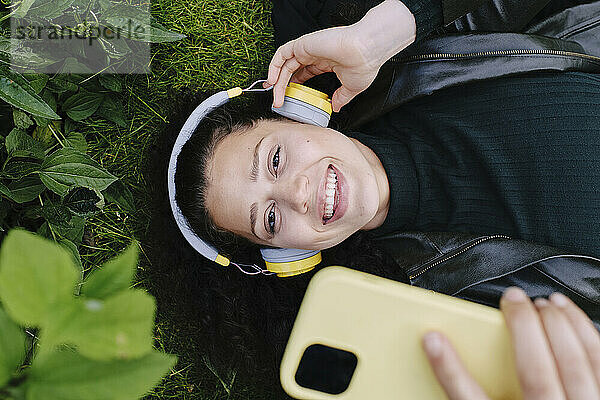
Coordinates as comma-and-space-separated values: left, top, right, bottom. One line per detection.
343, 0, 600, 328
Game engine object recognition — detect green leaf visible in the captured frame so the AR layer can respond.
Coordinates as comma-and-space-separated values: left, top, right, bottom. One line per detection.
62, 187, 102, 217
0, 307, 26, 387
25, 202, 72, 224
39, 148, 117, 196
28, 0, 75, 19
0, 67, 60, 119
61, 91, 104, 121
6, 176, 45, 203
95, 96, 127, 127
2, 160, 41, 180
0, 230, 78, 326
13, 108, 34, 129
24, 74, 49, 95
59, 290, 156, 360
38, 215, 85, 244
26, 349, 176, 400
64, 131, 87, 152
98, 75, 122, 92
46, 75, 78, 94
103, 181, 134, 212
5, 128, 46, 159
82, 242, 138, 299
102, 4, 186, 43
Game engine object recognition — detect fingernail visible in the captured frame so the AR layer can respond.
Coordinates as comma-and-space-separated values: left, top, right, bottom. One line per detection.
534, 298, 549, 308
423, 332, 442, 357
550, 292, 569, 308
503, 287, 528, 303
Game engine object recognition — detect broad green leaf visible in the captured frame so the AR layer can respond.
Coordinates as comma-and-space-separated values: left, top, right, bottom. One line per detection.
0, 68, 60, 119
0, 230, 78, 326
2, 160, 41, 180
28, 0, 75, 19
98, 75, 122, 92
102, 4, 186, 43
25, 202, 72, 224
64, 131, 87, 152
95, 96, 127, 127
26, 350, 176, 400
38, 215, 84, 244
13, 108, 33, 129
0, 308, 26, 387
62, 187, 102, 217
60, 290, 156, 360
24, 74, 49, 95
82, 242, 138, 299
32, 90, 58, 129
5, 128, 45, 159
103, 181, 135, 213
0, 39, 56, 70
6, 176, 45, 203
61, 91, 104, 121
45, 75, 78, 94
39, 148, 117, 196
0, 182, 12, 199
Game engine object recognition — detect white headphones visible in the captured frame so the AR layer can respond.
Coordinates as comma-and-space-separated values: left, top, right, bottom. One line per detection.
168, 79, 333, 277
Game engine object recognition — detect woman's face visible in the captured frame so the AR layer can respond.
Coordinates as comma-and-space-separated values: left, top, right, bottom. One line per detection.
205, 119, 389, 250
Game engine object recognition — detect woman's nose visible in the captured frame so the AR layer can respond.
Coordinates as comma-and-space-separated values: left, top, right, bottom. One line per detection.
278, 175, 309, 214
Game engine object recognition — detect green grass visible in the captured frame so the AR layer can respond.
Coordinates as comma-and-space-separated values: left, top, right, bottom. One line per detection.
77, 0, 279, 397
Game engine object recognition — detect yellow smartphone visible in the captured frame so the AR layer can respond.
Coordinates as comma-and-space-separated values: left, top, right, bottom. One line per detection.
280, 266, 523, 400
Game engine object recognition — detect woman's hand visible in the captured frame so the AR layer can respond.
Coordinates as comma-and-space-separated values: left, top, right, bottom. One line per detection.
422, 287, 600, 400
264, 0, 416, 112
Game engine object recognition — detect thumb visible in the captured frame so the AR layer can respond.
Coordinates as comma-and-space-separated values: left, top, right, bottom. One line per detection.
331, 85, 357, 113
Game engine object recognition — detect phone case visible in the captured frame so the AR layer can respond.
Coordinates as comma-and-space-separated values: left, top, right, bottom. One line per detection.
280, 266, 523, 399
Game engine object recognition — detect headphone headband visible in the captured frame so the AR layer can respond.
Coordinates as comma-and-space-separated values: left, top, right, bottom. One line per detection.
168, 80, 332, 277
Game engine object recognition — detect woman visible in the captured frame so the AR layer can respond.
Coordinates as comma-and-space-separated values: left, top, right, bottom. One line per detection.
167, 0, 600, 397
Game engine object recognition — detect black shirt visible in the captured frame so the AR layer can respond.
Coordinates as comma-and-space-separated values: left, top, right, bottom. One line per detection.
347, 71, 600, 257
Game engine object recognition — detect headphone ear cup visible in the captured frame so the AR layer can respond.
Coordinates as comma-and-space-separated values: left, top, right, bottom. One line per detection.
272, 98, 331, 127
272, 83, 332, 127
260, 247, 322, 277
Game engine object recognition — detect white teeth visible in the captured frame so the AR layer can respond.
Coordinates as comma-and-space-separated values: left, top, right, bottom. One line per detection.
324, 167, 338, 219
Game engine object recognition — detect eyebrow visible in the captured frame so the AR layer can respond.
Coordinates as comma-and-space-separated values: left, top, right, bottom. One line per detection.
250, 136, 264, 182
250, 202, 259, 240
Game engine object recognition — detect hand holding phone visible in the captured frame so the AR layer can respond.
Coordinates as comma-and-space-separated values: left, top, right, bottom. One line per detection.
422, 287, 600, 400
280, 266, 523, 399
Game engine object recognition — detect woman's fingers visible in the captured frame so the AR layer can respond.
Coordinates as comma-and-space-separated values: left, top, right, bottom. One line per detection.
533, 298, 600, 400
422, 331, 490, 400
500, 287, 566, 400
290, 64, 328, 85
272, 57, 303, 107
548, 293, 600, 387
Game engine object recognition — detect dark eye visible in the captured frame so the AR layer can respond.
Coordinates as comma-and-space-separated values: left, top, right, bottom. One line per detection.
272, 146, 280, 176
268, 205, 276, 234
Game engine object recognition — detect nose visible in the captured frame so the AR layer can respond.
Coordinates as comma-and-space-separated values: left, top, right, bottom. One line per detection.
277, 174, 309, 214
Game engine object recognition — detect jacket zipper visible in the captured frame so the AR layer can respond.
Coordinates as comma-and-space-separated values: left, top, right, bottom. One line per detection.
390, 49, 600, 64
408, 234, 511, 280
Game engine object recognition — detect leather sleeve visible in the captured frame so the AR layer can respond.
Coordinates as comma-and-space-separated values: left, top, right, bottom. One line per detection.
449, 0, 552, 32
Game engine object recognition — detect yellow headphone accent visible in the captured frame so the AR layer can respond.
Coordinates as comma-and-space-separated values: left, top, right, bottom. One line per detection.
264, 252, 322, 277
284, 83, 333, 115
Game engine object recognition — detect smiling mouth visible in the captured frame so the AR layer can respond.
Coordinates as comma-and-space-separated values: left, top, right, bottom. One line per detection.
323, 165, 339, 223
